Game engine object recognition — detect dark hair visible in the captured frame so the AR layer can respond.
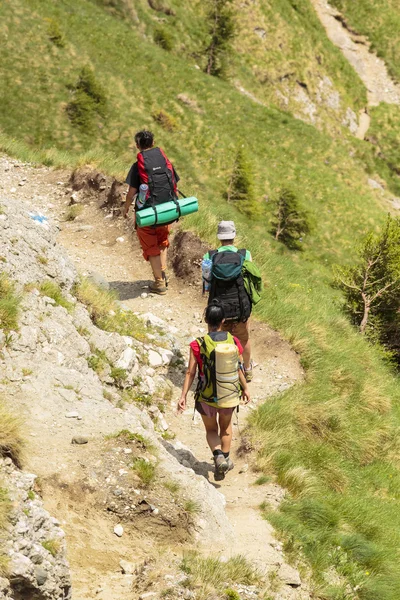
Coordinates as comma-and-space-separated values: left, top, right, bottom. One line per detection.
134, 130, 154, 150
204, 301, 225, 328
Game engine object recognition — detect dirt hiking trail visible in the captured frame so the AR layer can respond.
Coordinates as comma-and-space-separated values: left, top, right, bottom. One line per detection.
310, 0, 400, 138
0, 157, 307, 599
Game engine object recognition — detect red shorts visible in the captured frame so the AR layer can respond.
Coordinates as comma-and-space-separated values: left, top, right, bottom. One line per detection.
136, 225, 171, 261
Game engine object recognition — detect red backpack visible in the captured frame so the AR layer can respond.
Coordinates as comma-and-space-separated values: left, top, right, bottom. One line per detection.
137, 147, 177, 208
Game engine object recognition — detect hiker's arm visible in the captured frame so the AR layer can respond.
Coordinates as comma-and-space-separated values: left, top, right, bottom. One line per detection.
122, 186, 137, 218
238, 360, 251, 404
177, 350, 197, 413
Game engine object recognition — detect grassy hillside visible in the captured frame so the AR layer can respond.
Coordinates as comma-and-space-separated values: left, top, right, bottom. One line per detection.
91, 0, 367, 130
326, 0, 400, 196
330, 0, 400, 83
2, 1, 400, 598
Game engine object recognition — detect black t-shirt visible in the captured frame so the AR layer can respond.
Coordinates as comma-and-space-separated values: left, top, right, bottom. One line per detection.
125, 158, 180, 189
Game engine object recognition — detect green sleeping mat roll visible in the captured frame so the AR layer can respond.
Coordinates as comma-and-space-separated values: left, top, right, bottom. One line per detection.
136, 197, 199, 228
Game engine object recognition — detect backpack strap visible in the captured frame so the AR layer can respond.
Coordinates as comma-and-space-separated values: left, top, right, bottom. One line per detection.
209, 250, 218, 260
238, 249, 247, 258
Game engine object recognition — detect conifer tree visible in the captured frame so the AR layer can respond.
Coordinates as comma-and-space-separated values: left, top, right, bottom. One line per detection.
204, 0, 236, 78
335, 215, 400, 338
227, 146, 259, 218
271, 189, 310, 250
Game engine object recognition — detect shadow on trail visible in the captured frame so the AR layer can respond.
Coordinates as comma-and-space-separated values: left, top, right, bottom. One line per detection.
110, 280, 151, 300
161, 439, 221, 489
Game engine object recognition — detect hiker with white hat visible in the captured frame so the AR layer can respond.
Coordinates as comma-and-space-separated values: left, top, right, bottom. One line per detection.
201, 220, 256, 382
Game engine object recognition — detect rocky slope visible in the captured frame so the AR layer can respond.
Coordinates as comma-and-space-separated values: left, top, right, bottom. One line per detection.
0, 155, 308, 600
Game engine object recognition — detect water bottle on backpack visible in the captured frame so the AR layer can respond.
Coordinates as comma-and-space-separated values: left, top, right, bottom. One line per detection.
202, 258, 212, 294
136, 183, 148, 210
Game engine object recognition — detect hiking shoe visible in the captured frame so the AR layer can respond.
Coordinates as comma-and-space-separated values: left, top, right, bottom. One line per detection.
149, 279, 167, 295
226, 457, 234, 472
214, 454, 229, 475
244, 361, 254, 383
162, 270, 169, 288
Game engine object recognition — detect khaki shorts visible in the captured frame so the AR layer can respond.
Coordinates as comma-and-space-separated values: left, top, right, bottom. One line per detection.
222, 319, 250, 347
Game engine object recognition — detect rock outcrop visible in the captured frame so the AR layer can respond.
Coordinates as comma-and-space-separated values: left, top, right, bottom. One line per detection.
0, 193, 233, 597
0, 458, 71, 600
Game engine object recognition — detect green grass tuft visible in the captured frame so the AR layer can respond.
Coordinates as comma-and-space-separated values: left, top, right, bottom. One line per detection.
0, 276, 20, 333
131, 458, 157, 487
39, 281, 74, 312
41, 539, 61, 557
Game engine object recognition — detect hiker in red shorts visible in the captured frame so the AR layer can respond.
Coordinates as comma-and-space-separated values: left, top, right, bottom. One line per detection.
123, 130, 180, 295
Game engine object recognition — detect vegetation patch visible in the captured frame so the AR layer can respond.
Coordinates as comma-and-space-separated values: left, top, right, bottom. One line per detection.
65, 204, 83, 221
66, 66, 107, 133
0, 398, 24, 466
75, 277, 151, 342
0, 276, 20, 333
41, 538, 61, 557
39, 281, 74, 313
131, 458, 157, 487
180, 552, 261, 598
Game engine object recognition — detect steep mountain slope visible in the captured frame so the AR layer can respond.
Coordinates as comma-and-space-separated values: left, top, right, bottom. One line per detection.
2, 1, 400, 599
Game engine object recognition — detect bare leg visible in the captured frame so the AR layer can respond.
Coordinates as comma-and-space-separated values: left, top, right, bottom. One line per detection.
148, 254, 163, 280
242, 337, 252, 370
218, 412, 233, 454
201, 414, 221, 452
159, 247, 167, 271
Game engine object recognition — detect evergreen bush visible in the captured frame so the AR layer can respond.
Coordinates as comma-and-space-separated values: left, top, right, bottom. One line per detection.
47, 19, 66, 48
66, 66, 107, 133
154, 26, 174, 51
204, 0, 236, 77
227, 146, 259, 218
335, 215, 400, 356
270, 189, 310, 250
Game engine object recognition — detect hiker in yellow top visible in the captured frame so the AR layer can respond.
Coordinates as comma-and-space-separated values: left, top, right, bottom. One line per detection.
202, 221, 259, 382
177, 301, 250, 481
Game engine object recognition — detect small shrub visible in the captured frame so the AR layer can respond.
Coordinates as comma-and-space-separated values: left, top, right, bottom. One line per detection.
47, 19, 66, 48
154, 26, 174, 51
226, 146, 259, 218
110, 367, 127, 386
41, 539, 61, 557
65, 204, 83, 221
270, 189, 310, 250
39, 281, 74, 312
37, 255, 48, 265
162, 430, 176, 441
131, 458, 157, 487
27, 490, 35, 500
204, 0, 236, 78
0, 276, 20, 333
152, 109, 177, 131
66, 66, 107, 132
22, 368, 33, 377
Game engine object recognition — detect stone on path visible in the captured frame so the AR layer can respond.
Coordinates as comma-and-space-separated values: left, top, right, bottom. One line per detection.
278, 563, 301, 587
114, 524, 124, 537
71, 436, 89, 445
